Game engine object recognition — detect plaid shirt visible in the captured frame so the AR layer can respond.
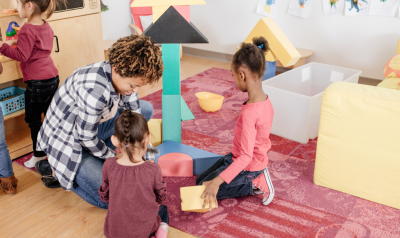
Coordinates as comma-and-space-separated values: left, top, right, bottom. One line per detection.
37, 61, 156, 191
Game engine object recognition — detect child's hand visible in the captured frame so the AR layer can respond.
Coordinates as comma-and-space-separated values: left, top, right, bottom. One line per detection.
201, 176, 224, 211
5, 40, 17, 46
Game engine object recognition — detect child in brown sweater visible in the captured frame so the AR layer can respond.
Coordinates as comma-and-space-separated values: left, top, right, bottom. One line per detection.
99, 110, 168, 238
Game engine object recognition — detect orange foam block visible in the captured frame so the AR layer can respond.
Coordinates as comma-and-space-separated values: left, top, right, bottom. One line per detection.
158, 153, 193, 177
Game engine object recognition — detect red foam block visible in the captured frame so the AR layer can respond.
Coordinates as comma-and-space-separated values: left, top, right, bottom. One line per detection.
158, 153, 193, 177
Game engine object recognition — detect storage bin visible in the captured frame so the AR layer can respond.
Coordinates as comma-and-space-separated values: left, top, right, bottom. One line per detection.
0, 86, 26, 116
262, 62, 361, 144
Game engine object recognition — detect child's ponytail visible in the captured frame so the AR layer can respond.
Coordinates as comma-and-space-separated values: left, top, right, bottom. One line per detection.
21, 0, 67, 21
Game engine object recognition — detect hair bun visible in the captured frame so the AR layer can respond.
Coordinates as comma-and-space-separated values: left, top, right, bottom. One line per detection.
252, 36, 270, 53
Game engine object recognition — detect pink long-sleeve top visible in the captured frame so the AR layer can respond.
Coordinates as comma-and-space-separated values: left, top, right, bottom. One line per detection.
219, 98, 274, 184
99, 158, 167, 238
0, 20, 58, 82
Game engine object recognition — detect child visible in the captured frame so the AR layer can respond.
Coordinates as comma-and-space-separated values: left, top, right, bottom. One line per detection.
0, 62, 19, 195
35, 34, 163, 209
0, 0, 65, 168
99, 110, 169, 238
196, 36, 275, 209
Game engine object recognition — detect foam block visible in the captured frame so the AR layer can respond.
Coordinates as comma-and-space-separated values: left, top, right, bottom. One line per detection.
155, 140, 221, 175
131, 0, 206, 7
314, 82, 400, 210
162, 44, 181, 95
148, 119, 162, 147
153, 5, 190, 23
181, 96, 195, 121
143, 6, 208, 44
244, 18, 300, 67
180, 185, 217, 212
162, 95, 181, 143
158, 153, 193, 177
262, 61, 276, 81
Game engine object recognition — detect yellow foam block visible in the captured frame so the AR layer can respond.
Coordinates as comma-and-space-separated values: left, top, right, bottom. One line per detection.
180, 185, 217, 212
377, 78, 400, 90
148, 119, 162, 147
131, 0, 206, 7
314, 82, 400, 210
152, 6, 169, 22
244, 18, 300, 67
266, 51, 277, 62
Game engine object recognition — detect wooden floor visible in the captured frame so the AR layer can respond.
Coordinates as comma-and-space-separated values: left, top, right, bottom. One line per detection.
0, 55, 379, 238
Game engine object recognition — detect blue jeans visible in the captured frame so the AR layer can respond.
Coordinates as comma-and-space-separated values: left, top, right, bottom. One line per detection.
71, 100, 154, 208
0, 105, 13, 178
196, 153, 263, 199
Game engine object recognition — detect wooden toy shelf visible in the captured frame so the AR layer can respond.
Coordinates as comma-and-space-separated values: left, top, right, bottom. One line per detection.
0, 0, 105, 160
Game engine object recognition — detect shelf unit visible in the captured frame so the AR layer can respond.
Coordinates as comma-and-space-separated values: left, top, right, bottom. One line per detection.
0, 0, 104, 160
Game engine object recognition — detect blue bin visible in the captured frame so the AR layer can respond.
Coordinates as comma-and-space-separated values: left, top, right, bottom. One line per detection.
0, 86, 26, 116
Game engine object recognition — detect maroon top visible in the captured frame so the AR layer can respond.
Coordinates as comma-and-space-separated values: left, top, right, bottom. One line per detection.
99, 158, 167, 238
0, 20, 58, 82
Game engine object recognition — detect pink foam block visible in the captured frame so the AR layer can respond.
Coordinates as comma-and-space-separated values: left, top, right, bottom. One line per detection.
158, 153, 193, 177
174, 5, 190, 23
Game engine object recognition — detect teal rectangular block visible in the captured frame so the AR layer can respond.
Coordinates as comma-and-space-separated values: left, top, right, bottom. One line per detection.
162, 94, 181, 143
181, 96, 195, 121
162, 44, 181, 95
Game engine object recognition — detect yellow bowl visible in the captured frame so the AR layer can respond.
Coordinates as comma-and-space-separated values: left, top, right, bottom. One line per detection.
195, 92, 224, 112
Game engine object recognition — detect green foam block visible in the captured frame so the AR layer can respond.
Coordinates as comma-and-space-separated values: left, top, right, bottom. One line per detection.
181, 96, 195, 121
162, 44, 181, 95
162, 94, 181, 143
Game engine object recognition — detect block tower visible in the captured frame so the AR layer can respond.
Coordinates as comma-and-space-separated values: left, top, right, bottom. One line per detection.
243, 18, 301, 80
130, 0, 208, 143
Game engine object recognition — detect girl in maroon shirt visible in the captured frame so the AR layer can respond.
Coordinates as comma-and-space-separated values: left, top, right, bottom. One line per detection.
197, 36, 275, 210
0, 0, 64, 169
99, 110, 169, 238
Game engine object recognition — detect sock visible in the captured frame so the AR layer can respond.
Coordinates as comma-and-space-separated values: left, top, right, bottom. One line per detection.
24, 155, 47, 168
154, 222, 169, 238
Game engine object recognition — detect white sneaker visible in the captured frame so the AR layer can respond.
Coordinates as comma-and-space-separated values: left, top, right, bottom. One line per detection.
24, 155, 47, 168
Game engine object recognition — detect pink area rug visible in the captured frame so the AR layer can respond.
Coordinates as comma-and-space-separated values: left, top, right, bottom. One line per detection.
14, 68, 400, 237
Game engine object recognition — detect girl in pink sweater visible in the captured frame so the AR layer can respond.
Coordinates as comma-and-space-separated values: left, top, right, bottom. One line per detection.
196, 36, 275, 210
0, 0, 65, 169
99, 110, 169, 238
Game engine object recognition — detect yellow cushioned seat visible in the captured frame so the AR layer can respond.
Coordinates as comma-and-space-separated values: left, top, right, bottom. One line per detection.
314, 82, 400, 209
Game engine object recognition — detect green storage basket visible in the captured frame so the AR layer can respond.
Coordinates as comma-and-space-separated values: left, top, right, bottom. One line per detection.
0, 86, 26, 116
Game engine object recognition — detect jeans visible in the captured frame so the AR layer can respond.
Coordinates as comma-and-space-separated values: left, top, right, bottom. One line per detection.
25, 76, 59, 157
0, 105, 13, 178
71, 100, 154, 208
149, 205, 169, 237
196, 153, 263, 199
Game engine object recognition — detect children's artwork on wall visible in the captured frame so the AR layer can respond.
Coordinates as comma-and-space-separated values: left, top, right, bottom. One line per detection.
369, 0, 398, 16
287, 0, 313, 18
256, 0, 280, 18
322, 0, 345, 15
345, 0, 371, 16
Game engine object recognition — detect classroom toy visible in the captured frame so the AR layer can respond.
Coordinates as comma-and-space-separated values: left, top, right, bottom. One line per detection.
153, 5, 190, 23
158, 153, 193, 177
244, 17, 301, 80
130, 0, 206, 7
195, 92, 225, 112
180, 185, 217, 212
162, 95, 181, 143
6, 22, 20, 49
148, 119, 162, 147
155, 140, 221, 175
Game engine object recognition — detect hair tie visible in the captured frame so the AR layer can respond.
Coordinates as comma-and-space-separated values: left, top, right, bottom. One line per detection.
126, 145, 129, 148
258, 44, 263, 49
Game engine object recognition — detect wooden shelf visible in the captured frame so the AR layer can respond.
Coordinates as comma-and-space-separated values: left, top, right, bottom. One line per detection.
6, 127, 32, 160
0, 12, 19, 19
4, 109, 25, 121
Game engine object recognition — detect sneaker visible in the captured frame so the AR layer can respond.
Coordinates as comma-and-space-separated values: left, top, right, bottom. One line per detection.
35, 160, 61, 189
252, 168, 275, 205
0, 174, 18, 195
24, 155, 47, 168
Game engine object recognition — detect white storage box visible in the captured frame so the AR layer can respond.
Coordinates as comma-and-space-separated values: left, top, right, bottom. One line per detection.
262, 62, 361, 144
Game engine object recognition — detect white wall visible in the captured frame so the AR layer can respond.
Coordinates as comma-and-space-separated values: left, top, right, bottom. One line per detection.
102, 0, 400, 80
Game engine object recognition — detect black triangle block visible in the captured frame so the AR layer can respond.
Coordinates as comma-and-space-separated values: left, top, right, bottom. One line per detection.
143, 6, 208, 44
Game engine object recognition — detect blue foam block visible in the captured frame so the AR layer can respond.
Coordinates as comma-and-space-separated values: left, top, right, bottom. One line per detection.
262, 61, 277, 81
155, 140, 222, 175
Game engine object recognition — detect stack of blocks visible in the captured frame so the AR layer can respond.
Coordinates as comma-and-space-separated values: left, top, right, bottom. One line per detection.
243, 17, 301, 80
131, 0, 208, 143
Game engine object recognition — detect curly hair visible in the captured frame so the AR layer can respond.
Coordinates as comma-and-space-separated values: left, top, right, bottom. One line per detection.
114, 110, 149, 163
108, 35, 164, 85
233, 36, 270, 78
